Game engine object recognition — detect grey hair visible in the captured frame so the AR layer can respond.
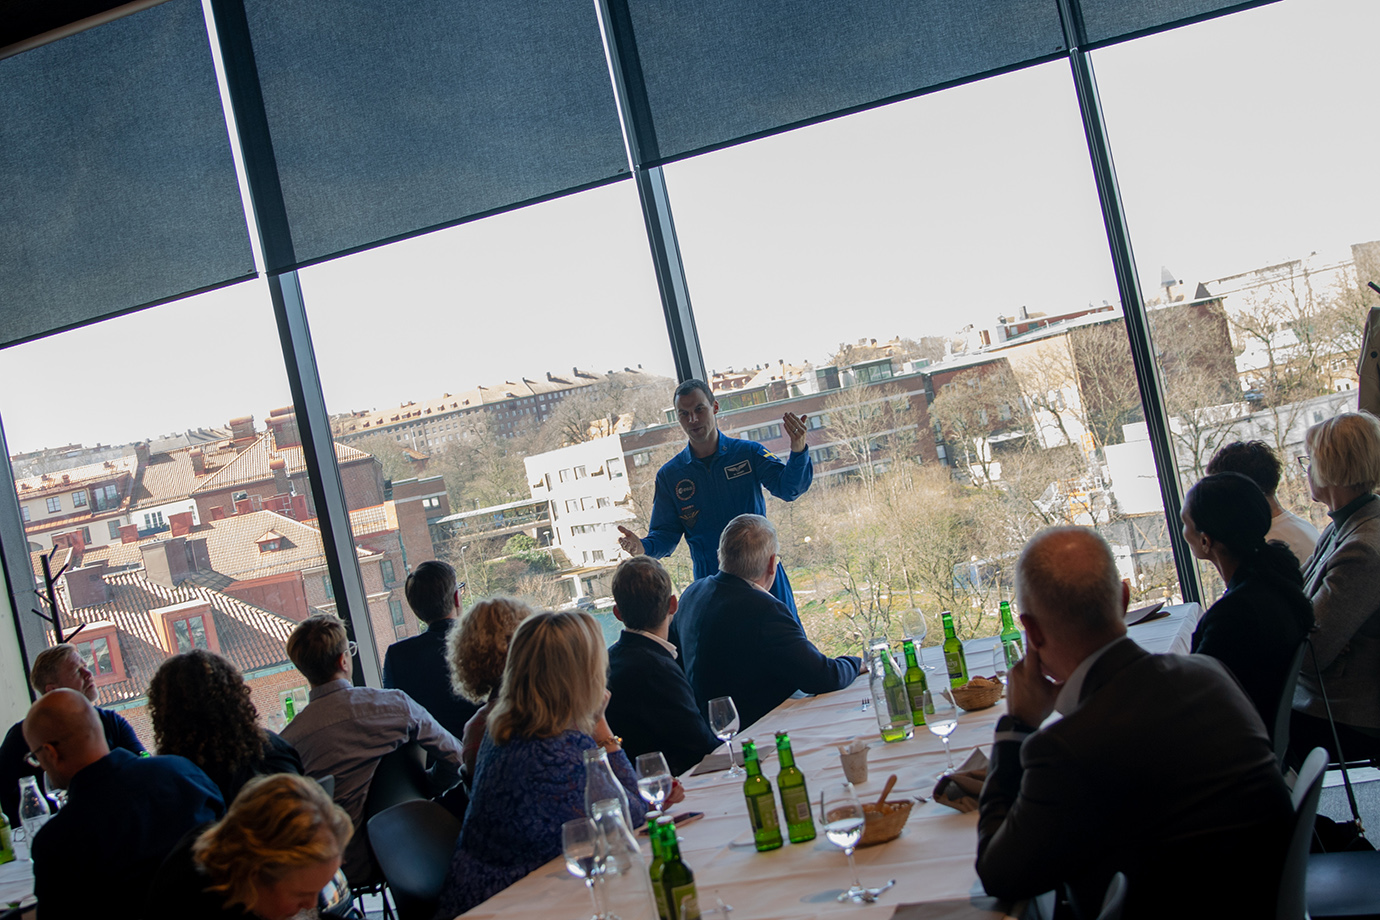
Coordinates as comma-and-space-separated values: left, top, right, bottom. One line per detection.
1015, 526, 1122, 637
718, 514, 778, 581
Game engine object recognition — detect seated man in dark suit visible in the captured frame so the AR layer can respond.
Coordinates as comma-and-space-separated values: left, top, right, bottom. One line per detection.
606, 556, 721, 776
24, 689, 223, 920
977, 526, 1294, 918
673, 514, 860, 730
384, 560, 480, 747
0, 642, 145, 827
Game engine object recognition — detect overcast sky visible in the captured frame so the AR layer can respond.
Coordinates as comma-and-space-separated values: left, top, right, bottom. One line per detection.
1, 0, 1376, 454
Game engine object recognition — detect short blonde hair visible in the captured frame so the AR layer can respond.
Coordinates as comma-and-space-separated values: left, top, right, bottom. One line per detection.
193, 774, 352, 914
447, 597, 533, 702
286, 615, 349, 686
487, 611, 606, 744
1307, 411, 1380, 492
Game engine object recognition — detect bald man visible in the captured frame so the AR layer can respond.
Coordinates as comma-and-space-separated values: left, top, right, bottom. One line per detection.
975, 527, 1292, 919
24, 689, 222, 920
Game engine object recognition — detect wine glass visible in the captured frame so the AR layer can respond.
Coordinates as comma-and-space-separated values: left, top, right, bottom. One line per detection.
562, 817, 608, 920
708, 696, 743, 778
635, 752, 673, 812
991, 646, 1008, 686
819, 783, 870, 903
901, 609, 928, 646
926, 685, 960, 775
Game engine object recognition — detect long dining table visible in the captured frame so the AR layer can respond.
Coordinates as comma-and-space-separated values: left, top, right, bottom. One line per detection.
456, 604, 1201, 920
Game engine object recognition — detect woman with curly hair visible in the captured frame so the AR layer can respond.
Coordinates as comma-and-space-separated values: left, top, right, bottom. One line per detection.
146, 773, 352, 920
148, 650, 303, 805
447, 597, 532, 779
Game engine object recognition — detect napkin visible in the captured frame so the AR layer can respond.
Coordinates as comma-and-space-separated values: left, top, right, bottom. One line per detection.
689, 749, 747, 775
932, 748, 990, 813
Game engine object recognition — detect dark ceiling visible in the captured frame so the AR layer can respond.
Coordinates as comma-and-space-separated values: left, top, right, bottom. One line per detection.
1, 0, 131, 52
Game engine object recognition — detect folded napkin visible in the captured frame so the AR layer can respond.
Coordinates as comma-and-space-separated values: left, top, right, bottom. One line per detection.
689, 749, 747, 775
932, 748, 990, 813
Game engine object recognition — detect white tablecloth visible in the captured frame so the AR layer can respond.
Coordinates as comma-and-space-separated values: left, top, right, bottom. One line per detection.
457, 604, 1201, 920
0, 831, 35, 914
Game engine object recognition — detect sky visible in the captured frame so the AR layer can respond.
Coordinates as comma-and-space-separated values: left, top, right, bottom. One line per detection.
0, 0, 1377, 454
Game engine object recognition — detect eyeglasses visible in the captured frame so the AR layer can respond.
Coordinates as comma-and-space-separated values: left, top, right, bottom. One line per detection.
24, 742, 52, 768
346, 641, 358, 658
1297, 456, 1312, 471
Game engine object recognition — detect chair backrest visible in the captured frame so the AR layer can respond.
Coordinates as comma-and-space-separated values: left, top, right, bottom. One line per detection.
1274, 639, 1309, 765
367, 799, 463, 920
1279, 747, 1329, 920
1095, 872, 1127, 920
363, 741, 430, 822
316, 774, 335, 799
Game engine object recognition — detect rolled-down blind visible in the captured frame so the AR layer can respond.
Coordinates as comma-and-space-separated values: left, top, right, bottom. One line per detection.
242, 0, 629, 272
1078, 0, 1280, 47
0, 0, 255, 347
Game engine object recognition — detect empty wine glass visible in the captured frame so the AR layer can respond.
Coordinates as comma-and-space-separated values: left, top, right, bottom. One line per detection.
562, 817, 608, 920
708, 696, 743, 778
901, 609, 928, 646
635, 751, 672, 811
926, 685, 960, 775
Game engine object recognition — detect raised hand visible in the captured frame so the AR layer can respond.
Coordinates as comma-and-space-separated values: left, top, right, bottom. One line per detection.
1006, 643, 1058, 728
616, 525, 645, 556
783, 411, 809, 453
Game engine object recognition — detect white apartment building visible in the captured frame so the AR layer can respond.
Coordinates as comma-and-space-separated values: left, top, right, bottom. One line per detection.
524, 434, 634, 571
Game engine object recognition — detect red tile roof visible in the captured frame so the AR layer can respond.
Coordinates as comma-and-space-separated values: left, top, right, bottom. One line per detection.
191, 433, 371, 494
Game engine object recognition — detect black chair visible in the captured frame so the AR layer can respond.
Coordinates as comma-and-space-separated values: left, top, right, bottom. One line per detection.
367, 800, 463, 920
1307, 851, 1380, 919
1280, 747, 1329, 920
1094, 872, 1127, 920
1273, 639, 1309, 766
353, 742, 431, 919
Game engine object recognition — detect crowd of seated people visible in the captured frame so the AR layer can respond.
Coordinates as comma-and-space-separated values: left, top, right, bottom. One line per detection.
17, 408, 1380, 919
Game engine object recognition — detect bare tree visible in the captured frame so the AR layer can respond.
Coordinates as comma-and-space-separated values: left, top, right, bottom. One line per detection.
540, 372, 674, 447
928, 364, 1028, 487
821, 382, 917, 498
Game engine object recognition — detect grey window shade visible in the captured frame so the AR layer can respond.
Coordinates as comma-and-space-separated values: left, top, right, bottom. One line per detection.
242, 0, 629, 271
0, 0, 254, 348
622, 0, 1068, 167
1078, 0, 1279, 47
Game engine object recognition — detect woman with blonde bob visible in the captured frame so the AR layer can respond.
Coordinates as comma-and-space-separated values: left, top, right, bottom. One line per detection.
146, 773, 352, 920
1291, 410, 1380, 765
447, 596, 533, 778
434, 610, 648, 918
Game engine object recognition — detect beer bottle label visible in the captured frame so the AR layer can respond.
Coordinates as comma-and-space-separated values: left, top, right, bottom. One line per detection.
750, 794, 779, 830
781, 786, 811, 823
670, 885, 701, 920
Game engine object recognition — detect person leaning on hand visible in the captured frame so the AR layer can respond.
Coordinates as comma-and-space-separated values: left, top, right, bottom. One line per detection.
976, 527, 1292, 919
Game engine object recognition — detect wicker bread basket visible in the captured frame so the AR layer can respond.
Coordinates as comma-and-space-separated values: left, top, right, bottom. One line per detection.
950, 677, 1002, 712
858, 800, 913, 847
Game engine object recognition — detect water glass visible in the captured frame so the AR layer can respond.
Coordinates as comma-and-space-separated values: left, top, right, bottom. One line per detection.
708, 696, 743, 778
562, 817, 608, 920
635, 752, 672, 811
925, 686, 960, 774
819, 783, 869, 903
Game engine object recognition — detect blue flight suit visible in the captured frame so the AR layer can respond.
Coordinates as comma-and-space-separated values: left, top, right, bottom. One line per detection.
639, 434, 812, 618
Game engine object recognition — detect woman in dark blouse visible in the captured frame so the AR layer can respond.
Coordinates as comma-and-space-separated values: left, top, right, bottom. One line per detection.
1182, 472, 1313, 734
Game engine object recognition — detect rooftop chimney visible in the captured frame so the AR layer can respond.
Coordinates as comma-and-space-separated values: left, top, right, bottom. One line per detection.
266, 411, 301, 450
168, 511, 195, 537
269, 456, 290, 495
64, 561, 110, 609
119, 524, 139, 544
229, 416, 256, 443
189, 449, 205, 476
141, 537, 192, 588
134, 441, 150, 468
51, 531, 86, 568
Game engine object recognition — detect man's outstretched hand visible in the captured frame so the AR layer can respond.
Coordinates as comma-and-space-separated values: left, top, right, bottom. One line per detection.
617, 525, 645, 556
784, 412, 810, 453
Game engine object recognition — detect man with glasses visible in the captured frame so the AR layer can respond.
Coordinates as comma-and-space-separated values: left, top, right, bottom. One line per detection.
0, 643, 145, 828
280, 614, 463, 884
23, 688, 221, 920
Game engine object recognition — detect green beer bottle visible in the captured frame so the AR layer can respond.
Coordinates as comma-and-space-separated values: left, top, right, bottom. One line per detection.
649, 814, 672, 920
773, 732, 816, 843
741, 739, 783, 851
284, 695, 296, 722
902, 639, 928, 726
999, 601, 1024, 669
941, 611, 969, 688
660, 824, 702, 920
0, 809, 14, 866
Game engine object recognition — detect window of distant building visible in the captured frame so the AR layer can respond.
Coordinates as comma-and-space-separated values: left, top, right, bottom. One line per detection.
592, 549, 605, 563
80, 526, 91, 544
390, 598, 406, 635
76, 636, 116, 676
574, 465, 587, 479
559, 468, 572, 482
596, 497, 610, 509
422, 496, 440, 510
380, 559, 396, 585
808, 414, 829, 429
606, 459, 623, 479
816, 445, 839, 462
143, 511, 165, 530
633, 452, 651, 467
580, 497, 594, 511
323, 574, 334, 599
45, 496, 61, 513
92, 484, 119, 512
170, 615, 208, 653
743, 424, 782, 442
107, 520, 121, 540
565, 499, 579, 513
20, 506, 29, 523
72, 490, 88, 508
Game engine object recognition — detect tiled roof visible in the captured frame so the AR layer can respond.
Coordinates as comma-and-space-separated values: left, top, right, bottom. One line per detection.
54, 569, 298, 706
191, 433, 371, 494
130, 443, 244, 509
14, 455, 137, 497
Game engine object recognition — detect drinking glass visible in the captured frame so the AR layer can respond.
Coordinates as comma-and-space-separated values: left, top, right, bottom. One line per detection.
562, 817, 608, 920
926, 685, 960, 775
901, 609, 928, 646
635, 752, 672, 811
708, 696, 743, 778
991, 646, 1008, 686
819, 783, 871, 903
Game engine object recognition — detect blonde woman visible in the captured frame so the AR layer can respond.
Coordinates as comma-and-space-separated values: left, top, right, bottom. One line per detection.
447, 596, 533, 778
146, 773, 352, 920
434, 611, 647, 918
1292, 410, 1380, 765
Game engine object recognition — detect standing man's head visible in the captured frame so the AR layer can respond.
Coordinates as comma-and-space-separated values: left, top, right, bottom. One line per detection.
1206, 440, 1284, 506
285, 615, 351, 688
674, 379, 719, 454
22, 688, 110, 789
1014, 527, 1128, 683
405, 560, 461, 625
29, 643, 96, 701
718, 514, 779, 590
611, 557, 678, 637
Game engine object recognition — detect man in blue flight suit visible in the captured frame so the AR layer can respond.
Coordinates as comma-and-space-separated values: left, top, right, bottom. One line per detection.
617, 378, 812, 619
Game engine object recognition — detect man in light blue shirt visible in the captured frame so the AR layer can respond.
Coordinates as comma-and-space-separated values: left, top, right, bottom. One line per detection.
618, 378, 812, 618
281, 614, 462, 884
